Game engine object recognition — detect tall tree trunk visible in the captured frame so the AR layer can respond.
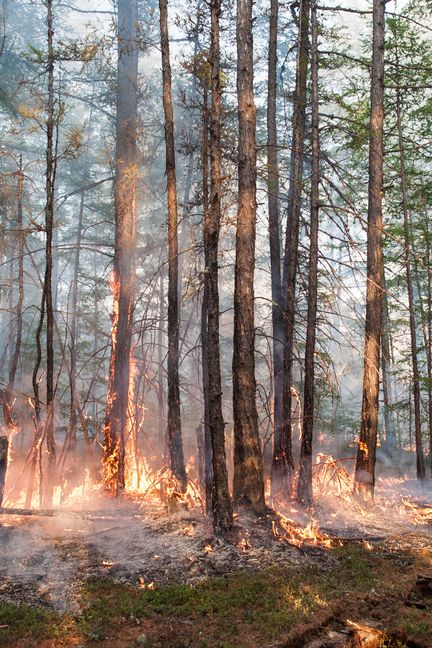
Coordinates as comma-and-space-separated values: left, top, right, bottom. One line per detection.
381, 265, 396, 454
354, 0, 385, 500
395, 67, 425, 480
232, 0, 265, 511
266, 0, 284, 499
207, 0, 233, 533
159, 0, 187, 490
273, 0, 310, 496
103, 0, 138, 494
3, 156, 24, 433
297, 0, 319, 506
201, 81, 213, 514
424, 217, 432, 474
43, 0, 56, 508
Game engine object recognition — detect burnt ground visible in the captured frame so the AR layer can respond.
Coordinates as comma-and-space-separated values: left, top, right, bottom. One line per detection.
0, 503, 308, 611
0, 481, 431, 647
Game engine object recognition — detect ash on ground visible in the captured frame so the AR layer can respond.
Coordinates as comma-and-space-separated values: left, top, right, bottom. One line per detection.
0, 502, 307, 612
0, 476, 431, 614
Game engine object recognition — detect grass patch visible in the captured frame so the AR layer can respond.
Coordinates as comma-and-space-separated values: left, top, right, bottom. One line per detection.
0, 544, 430, 647
79, 545, 392, 646
0, 601, 72, 646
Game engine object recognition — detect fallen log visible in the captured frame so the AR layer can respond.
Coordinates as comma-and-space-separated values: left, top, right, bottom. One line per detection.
0, 507, 142, 518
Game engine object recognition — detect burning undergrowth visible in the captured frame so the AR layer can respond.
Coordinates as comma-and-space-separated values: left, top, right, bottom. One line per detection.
0, 450, 431, 616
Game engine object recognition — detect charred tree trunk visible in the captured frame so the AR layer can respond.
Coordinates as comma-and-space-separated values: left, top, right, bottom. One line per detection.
159, 0, 187, 490
273, 0, 310, 496
354, 0, 385, 500
207, 0, 233, 533
2, 157, 24, 434
43, 0, 56, 508
297, 0, 319, 506
201, 81, 213, 514
266, 0, 284, 499
395, 67, 425, 480
232, 0, 265, 511
103, 0, 138, 494
26, 278, 46, 508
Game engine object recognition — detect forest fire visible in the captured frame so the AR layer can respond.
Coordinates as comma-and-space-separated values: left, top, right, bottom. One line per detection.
2, 0, 432, 644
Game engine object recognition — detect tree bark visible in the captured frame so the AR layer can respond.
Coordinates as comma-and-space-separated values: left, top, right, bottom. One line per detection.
201, 80, 213, 514
274, 0, 310, 496
103, 0, 138, 494
2, 157, 24, 434
297, 0, 319, 506
266, 0, 285, 499
354, 0, 385, 500
43, 0, 56, 508
424, 218, 432, 475
232, 0, 265, 511
159, 0, 187, 490
207, 0, 233, 533
381, 264, 397, 454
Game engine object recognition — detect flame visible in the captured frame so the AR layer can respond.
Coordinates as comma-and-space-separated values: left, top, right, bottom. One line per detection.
358, 441, 369, 459
272, 514, 336, 549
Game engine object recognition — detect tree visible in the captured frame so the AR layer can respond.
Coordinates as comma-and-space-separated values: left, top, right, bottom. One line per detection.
200, 68, 213, 513
159, 0, 187, 490
2, 156, 24, 435
272, 0, 310, 496
103, 0, 139, 494
297, 0, 320, 506
207, 0, 233, 532
43, 0, 56, 508
354, 0, 385, 500
232, 0, 265, 512
266, 0, 285, 499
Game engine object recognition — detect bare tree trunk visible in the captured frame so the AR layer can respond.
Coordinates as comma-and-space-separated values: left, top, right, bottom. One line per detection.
381, 264, 396, 454
297, 0, 319, 506
232, 0, 265, 511
266, 0, 284, 499
354, 0, 385, 500
159, 0, 187, 490
103, 0, 138, 494
43, 0, 56, 508
207, 0, 233, 533
274, 0, 310, 496
2, 156, 24, 434
424, 218, 432, 474
26, 286, 45, 508
201, 81, 213, 514
395, 67, 425, 480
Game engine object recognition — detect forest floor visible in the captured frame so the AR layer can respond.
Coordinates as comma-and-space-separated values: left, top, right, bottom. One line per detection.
0, 478, 431, 647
